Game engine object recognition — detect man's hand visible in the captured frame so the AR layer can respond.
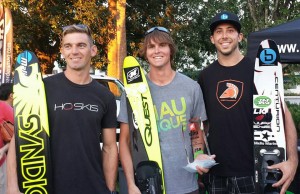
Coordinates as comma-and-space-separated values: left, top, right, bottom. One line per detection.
128, 184, 141, 194
195, 154, 216, 175
268, 159, 298, 194
6, 188, 23, 194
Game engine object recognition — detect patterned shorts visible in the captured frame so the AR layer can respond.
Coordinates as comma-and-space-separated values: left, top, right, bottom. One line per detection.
203, 174, 255, 194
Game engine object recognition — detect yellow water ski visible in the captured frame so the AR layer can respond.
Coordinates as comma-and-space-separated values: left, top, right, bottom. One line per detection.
123, 56, 165, 193
13, 50, 52, 194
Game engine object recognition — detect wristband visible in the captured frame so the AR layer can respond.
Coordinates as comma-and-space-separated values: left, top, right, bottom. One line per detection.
194, 149, 204, 158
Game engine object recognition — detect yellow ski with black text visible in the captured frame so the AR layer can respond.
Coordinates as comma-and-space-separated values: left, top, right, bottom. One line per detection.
13, 50, 52, 193
123, 56, 165, 193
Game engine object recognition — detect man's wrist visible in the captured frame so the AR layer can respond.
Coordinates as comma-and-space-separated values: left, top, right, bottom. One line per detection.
194, 149, 204, 158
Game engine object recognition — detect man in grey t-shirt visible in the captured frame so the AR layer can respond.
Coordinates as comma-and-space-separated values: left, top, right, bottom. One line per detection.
118, 27, 215, 194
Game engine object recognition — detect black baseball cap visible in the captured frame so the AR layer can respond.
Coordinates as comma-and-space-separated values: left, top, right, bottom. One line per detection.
209, 11, 241, 34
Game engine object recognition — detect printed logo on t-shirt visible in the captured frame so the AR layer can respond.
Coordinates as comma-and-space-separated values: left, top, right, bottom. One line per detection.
54, 103, 98, 112
154, 97, 188, 132
216, 80, 243, 109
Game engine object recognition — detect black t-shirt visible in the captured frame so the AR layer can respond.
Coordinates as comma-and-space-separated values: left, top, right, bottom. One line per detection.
44, 73, 117, 194
198, 57, 255, 177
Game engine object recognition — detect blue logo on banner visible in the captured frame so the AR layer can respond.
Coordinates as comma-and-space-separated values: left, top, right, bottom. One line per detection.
260, 48, 276, 64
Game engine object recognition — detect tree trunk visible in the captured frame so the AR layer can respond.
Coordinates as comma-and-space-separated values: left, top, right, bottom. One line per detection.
116, 0, 126, 81
107, 0, 126, 82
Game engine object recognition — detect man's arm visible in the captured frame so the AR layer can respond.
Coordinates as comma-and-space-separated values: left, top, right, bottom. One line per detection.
269, 104, 298, 194
190, 119, 215, 175
190, 120, 205, 156
119, 122, 141, 194
6, 135, 22, 194
0, 143, 9, 160
102, 127, 118, 192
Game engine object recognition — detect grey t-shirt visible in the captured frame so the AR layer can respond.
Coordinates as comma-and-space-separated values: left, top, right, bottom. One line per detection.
118, 72, 207, 194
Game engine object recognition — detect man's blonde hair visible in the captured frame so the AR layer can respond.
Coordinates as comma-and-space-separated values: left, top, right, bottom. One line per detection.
61, 24, 94, 46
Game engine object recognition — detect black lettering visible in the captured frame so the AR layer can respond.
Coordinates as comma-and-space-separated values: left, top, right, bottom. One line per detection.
141, 94, 152, 146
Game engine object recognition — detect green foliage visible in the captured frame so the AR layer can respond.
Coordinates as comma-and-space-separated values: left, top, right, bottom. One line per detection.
286, 102, 300, 138
126, 0, 169, 56
2, 0, 300, 77
284, 64, 300, 89
3, 0, 110, 72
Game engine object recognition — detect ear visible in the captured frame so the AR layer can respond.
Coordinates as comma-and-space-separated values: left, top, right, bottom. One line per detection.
91, 45, 98, 57
238, 33, 244, 42
60, 48, 64, 59
210, 35, 215, 44
8, 93, 13, 106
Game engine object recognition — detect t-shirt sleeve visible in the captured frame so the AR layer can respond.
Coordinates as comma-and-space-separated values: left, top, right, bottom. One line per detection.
193, 81, 207, 121
117, 92, 129, 123
101, 92, 117, 128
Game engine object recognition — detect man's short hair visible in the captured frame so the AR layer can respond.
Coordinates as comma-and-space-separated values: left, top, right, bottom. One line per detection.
61, 24, 94, 45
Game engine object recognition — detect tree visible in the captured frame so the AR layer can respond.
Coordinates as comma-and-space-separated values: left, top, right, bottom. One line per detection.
3, 0, 300, 78
107, 0, 126, 81
3, 0, 111, 73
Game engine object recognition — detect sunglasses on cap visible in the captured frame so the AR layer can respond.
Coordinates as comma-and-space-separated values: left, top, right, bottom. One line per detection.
145, 26, 170, 36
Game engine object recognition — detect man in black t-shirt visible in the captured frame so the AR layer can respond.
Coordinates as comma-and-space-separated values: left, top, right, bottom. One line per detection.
198, 11, 298, 194
7, 25, 118, 194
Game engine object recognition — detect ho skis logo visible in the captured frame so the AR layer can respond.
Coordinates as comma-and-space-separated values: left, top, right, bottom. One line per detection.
54, 103, 98, 112
125, 66, 142, 84
217, 80, 243, 109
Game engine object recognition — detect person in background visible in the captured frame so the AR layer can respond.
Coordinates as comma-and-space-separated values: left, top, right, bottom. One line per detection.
119, 26, 214, 194
198, 11, 298, 194
0, 83, 13, 106
0, 83, 14, 194
6, 24, 118, 194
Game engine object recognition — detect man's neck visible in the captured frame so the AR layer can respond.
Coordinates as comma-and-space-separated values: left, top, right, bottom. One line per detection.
218, 51, 244, 67
148, 67, 176, 86
64, 69, 92, 85
6, 100, 12, 107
